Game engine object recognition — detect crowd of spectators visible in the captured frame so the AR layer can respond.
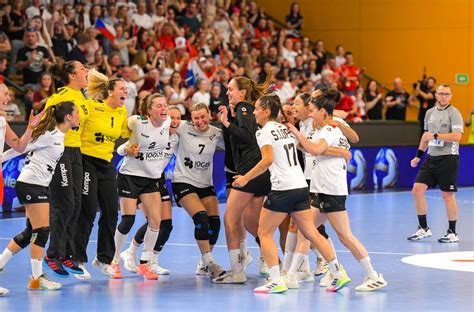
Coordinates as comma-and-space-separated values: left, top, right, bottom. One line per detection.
0, 0, 436, 125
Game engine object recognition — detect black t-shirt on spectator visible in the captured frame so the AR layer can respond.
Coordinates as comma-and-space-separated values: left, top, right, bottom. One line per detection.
365, 92, 383, 120
17, 46, 50, 84
286, 14, 303, 31
0, 15, 8, 34
67, 46, 88, 64
417, 90, 436, 121
8, 11, 25, 41
52, 34, 69, 60
178, 15, 200, 34
385, 90, 410, 120
218, 82, 229, 106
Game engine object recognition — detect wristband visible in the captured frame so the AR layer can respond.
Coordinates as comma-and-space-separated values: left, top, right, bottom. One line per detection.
416, 149, 424, 158
434, 133, 438, 140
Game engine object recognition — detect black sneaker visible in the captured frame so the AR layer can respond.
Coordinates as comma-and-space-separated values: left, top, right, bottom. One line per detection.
43, 256, 69, 278
60, 256, 84, 275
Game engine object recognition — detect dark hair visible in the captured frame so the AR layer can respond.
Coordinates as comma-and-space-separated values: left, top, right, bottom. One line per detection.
258, 94, 282, 120
427, 76, 437, 84
296, 92, 311, 106
32, 102, 75, 142
50, 58, 78, 86
76, 33, 91, 45
233, 69, 273, 105
139, 92, 167, 116
310, 89, 341, 116
344, 51, 353, 57
364, 80, 378, 96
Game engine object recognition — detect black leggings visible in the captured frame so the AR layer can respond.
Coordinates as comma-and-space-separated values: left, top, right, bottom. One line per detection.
74, 155, 118, 264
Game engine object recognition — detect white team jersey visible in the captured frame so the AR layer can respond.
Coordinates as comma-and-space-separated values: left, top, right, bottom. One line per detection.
119, 115, 171, 179
173, 121, 224, 188
17, 128, 65, 187
0, 117, 6, 160
310, 125, 350, 196
155, 133, 179, 175
299, 117, 314, 179
256, 121, 307, 191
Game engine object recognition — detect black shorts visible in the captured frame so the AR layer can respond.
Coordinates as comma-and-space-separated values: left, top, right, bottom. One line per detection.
172, 182, 216, 204
225, 170, 237, 189
232, 170, 271, 197
117, 173, 160, 199
157, 175, 171, 202
16, 181, 49, 204
415, 155, 459, 192
263, 187, 310, 213
311, 193, 347, 213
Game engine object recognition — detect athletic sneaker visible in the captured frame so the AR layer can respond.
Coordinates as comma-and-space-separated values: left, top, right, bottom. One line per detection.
407, 226, 432, 241
60, 256, 84, 275
315, 257, 329, 276
319, 271, 333, 287
74, 263, 91, 280
149, 258, 169, 275
355, 274, 387, 292
208, 261, 226, 279
212, 271, 246, 284
258, 258, 269, 277
43, 256, 69, 278
254, 278, 288, 294
283, 274, 299, 289
242, 251, 253, 271
0, 287, 9, 296
136, 263, 158, 280
297, 271, 315, 283
92, 258, 115, 277
438, 230, 459, 243
326, 266, 351, 292
120, 250, 137, 273
111, 260, 122, 279
195, 262, 210, 276
28, 274, 62, 291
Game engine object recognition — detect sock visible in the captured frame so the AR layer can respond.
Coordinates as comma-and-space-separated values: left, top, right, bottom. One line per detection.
312, 247, 323, 259
359, 256, 378, 279
113, 229, 128, 261
229, 249, 243, 273
281, 251, 294, 274
418, 214, 428, 229
268, 265, 280, 281
328, 238, 337, 260
288, 252, 305, 276
328, 259, 341, 274
0, 248, 15, 269
239, 240, 248, 256
285, 231, 297, 253
202, 251, 213, 266
128, 241, 138, 254
449, 220, 457, 233
303, 254, 311, 272
31, 258, 43, 279
143, 226, 160, 253
140, 251, 153, 263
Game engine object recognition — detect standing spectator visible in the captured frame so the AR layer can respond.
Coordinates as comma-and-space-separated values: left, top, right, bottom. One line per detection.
414, 77, 437, 136
335, 45, 346, 67
279, 30, 297, 68
85, 27, 100, 65
354, 87, 366, 119
3, 88, 21, 121
67, 33, 90, 64
31, 15, 55, 61
385, 78, 414, 120
112, 23, 136, 66
50, 12, 70, 60
313, 40, 327, 74
178, 2, 201, 34
340, 52, 359, 95
88, 4, 102, 27
16, 28, 52, 89
364, 80, 384, 120
165, 71, 189, 116
211, 6, 235, 44
7, 0, 27, 74
25, 0, 51, 22
120, 65, 138, 116
132, 1, 153, 31
209, 82, 224, 120
286, 2, 303, 37
33, 72, 55, 114
191, 78, 211, 107
248, 0, 263, 26
74, 2, 91, 33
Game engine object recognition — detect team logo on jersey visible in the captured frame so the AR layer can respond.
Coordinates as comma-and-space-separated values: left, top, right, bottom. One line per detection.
81, 104, 89, 115
135, 152, 145, 161
184, 157, 194, 169
46, 165, 54, 173
95, 132, 105, 143
183, 157, 211, 170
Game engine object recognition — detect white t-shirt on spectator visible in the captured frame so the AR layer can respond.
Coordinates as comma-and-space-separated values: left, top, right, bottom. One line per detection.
4, 103, 21, 121
132, 13, 153, 30
213, 19, 231, 43
26, 6, 52, 22
280, 82, 298, 103
192, 91, 210, 107
335, 56, 346, 67
281, 47, 297, 68
124, 80, 138, 117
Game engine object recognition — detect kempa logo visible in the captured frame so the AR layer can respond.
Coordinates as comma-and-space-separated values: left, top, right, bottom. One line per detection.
60, 164, 68, 187
82, 172, 91, 195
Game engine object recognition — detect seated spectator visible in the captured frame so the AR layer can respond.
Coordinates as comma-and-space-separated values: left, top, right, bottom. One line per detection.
132, 1, 153, 31
3, 88, 21, 121
315, 69, 334, 91
51, 16, 71, 60
340, 51, 359, 95
120, 66, 138, 116
364, 80, 384, 120
313, 40, 327, 74
23, 86, 35, 120
335, 45, 346, 67
304, 59, 321, 83
33, 72, 55, 114
285, 2, 303, 38
30, 15, 54, 61
334, 85, 360, 122
67, 33, 91, 64
354, 87, 366, 119
191, 78, 210, 107
178, 2, 201, 35
165, 71, 189, 116
0, 31, 11, 58
111, 23, 136, 66
385, 77, 415, 120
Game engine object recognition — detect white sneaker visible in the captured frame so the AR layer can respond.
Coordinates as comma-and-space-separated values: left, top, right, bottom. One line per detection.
195, 262, 210, 276
314, 257, 329, 276
319, 271, 332, 287
407, 226, 432, 241
438, 230, 459, 243
355, 274, 387, 292
242, 251, 253, 271
212, 271, 247, 284
297, 271, 315, 283
254, 277, 288, 294
0, 287, 9, 296
283, 274, 299, 289
74, 263, 91, 280
207, 261, 226, 279
28, 274, 62, 290
258, 258, 269, 277
149, 258, 170, 275
120, 250, 138, 273
92, 258, 115, 277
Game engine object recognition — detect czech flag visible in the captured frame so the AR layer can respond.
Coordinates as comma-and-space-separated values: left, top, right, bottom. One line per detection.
95, 18, 116, 41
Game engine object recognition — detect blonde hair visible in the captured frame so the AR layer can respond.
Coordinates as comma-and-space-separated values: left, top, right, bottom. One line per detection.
190, 103, 210, 114
87, 70, 122, 100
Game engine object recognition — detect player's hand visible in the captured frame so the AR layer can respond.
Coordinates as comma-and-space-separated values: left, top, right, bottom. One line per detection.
232, 175, 248, 188
410, 157, 420, 168
342, 149, 352, 162
126, 143, 139, 157
28, 110, 45, 129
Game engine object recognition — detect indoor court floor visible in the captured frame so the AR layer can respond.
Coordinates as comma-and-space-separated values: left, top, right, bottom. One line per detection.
0, 188, 472, 311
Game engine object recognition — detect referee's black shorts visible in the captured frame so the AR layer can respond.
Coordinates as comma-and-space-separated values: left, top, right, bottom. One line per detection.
415, 155, 459, 192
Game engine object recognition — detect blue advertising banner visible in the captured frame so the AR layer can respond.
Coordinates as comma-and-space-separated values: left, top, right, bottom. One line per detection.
2, 146, 474, 212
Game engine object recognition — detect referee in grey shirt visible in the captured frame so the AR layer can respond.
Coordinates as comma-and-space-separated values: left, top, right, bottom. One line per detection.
408, 84, 464, 243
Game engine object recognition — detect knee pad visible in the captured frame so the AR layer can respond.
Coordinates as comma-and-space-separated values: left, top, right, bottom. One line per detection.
317, 224, 329, 240
31, 227, 50, 248
192, 211, 209, 241
208, 216, 220, 245
134, 222, 148, 245
154, 219, 173, 251
13, 219, 33, 249
118, 215, 136, 235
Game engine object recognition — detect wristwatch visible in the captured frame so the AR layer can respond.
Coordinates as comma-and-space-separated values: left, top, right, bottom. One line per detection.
434, 133, 438, 140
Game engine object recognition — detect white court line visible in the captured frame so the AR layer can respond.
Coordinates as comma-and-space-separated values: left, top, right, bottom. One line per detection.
0, 237, 414, 256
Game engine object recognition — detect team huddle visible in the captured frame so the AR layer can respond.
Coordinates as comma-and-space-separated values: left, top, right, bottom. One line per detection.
0, 58, 463, 296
